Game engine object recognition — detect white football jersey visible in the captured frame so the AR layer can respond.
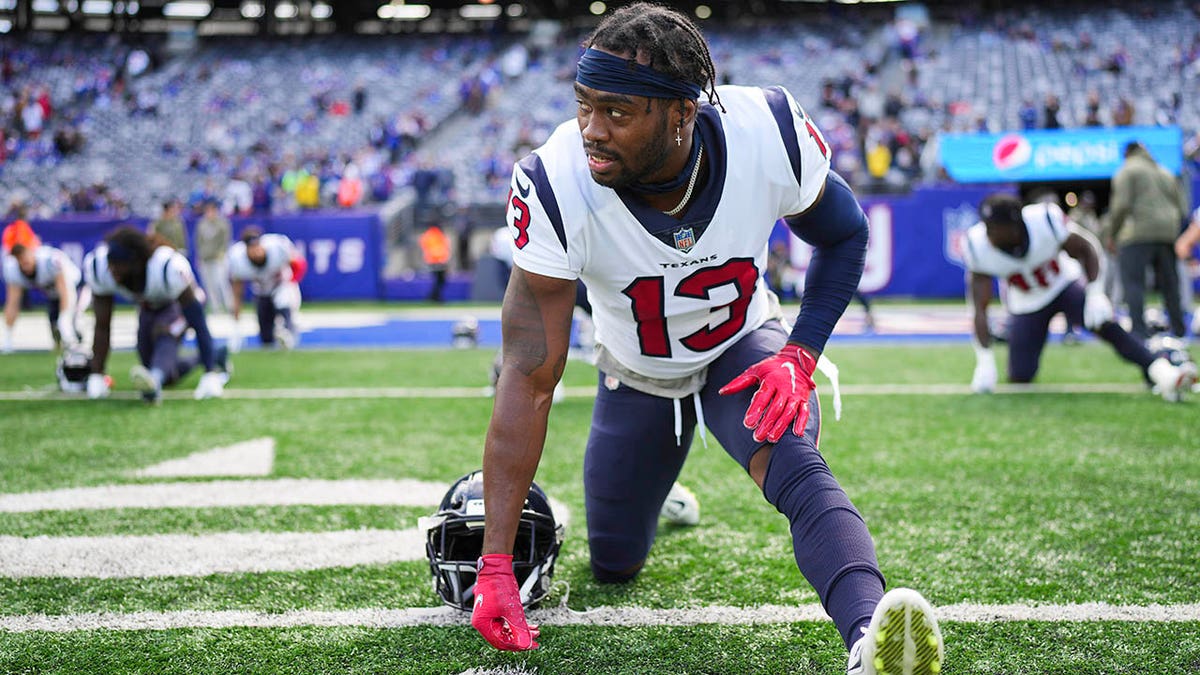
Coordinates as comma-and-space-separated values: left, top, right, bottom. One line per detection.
2, 245, 79, 298
962, 202, 1082, 315
83, 245, 194, 307
508, 85, 830, 380
228, 234, 297, 295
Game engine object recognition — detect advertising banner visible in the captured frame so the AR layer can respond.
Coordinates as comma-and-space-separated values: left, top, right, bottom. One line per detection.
1, 211, 382, 303
940, 126, 1183, 183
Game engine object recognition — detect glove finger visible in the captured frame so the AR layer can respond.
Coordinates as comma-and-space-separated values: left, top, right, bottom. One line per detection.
758, 389, 796, 437
791, 400, 811, 439
719, 372, 758, 396
764, 398, 802, 443
500, 617, 539, 651
742, 385, 775, 429
754, 391, 791, 443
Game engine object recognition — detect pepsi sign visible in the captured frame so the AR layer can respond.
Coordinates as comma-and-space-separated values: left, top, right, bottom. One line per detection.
940, 126, 1183, 182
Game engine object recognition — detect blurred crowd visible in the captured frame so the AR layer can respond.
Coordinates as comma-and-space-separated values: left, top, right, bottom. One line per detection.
0, 1, 1198, 222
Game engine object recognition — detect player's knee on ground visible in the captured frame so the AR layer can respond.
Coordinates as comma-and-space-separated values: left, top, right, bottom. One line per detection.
591, 559, 644, 584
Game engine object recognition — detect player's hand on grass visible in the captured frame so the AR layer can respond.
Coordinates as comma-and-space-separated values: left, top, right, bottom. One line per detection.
194, 371, 225, 400
971, 345, 997, 394
471, 554, 539, 651
86, 373, 110, 399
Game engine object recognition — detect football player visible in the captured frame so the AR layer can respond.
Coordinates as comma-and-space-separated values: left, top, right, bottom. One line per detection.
83, 226, 227, 403
966, 193, 1196, 400
227, 226, 305, 351
2, 242, 84, 353
1175, 205, 1200, 337
474, 5, 944, 675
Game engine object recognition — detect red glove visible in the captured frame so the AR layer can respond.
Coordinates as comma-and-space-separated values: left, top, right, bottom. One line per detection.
288, 256, 308, 283
719, 344, 817, 443
470, 554, 540, 651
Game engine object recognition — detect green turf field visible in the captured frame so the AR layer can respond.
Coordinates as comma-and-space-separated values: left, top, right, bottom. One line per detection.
1, 343, 1197, 674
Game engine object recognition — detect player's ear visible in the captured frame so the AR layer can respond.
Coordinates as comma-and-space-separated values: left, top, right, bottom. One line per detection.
679, 98, 697, 126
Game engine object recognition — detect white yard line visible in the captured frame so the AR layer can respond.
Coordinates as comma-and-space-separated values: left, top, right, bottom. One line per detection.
0, 382, 1150, 401
1, 602, 1197, 633
135, 437, 276, 478
0, 479, 572, 577
0, 478, 449, 512
0, 529, 427, 578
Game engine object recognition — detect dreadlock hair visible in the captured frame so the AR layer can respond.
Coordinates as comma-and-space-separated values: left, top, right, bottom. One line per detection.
584, 1, 725, 113
105, 225, 156, 266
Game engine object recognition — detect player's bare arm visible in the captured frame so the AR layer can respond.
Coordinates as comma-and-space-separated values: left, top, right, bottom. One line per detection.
1176, 221, 1200, 260
90, 294, 114, 373
53, 272, 73, 317
230, 279, 245, 319
3, 284, 20, 330
1062, 229, 1102, 283
481, 266, 575, 555
970, 272, 994, 347
178, 285, 202, 308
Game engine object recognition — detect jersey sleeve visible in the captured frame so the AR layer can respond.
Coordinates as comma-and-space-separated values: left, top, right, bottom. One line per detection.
1041, 203, 1070, 245
773, 87, 832, 216
163, 251, 196, 299
83, 250, 119, 296
1, 256, 19, 286
227, 244, 251, 280
961, 225, 988, 274
507, 154, 577, 280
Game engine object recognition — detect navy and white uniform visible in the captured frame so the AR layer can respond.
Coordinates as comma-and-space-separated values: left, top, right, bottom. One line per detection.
84, 245, 195, 309
964, 202, 1153, 381
3, 245, 81, 299
962, 202, 1081, 316
228, 234, 301, 310
84, 244, 200, 384
511, 86, 826, 383
3, 245, 83, 341
506, 85, 881, 649
228, 234, 301, 345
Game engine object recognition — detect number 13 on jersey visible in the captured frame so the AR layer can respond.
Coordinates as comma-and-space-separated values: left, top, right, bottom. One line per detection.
622, 258, 759, 358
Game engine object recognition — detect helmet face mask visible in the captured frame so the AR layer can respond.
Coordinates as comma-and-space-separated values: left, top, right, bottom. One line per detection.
57, 347, 93, 393
424, 470, 564, 611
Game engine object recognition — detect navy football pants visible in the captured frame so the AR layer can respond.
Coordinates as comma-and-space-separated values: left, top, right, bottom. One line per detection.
136, 303, 197, 387
584, 321, 885, 648
1007, 282, 1154, 383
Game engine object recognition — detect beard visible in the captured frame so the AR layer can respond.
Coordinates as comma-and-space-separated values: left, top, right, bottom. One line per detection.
587, 112, 674, 190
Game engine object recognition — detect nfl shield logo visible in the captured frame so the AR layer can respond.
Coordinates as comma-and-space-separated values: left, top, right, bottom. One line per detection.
942, 203, 978, 268
673, 227, 696, 253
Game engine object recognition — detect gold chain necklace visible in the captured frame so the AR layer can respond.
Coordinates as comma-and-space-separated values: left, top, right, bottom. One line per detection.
662, 145, 703, 217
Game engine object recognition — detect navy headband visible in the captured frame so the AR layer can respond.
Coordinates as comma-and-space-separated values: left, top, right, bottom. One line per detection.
105, 240, 136, 263
576, 48, 703, 101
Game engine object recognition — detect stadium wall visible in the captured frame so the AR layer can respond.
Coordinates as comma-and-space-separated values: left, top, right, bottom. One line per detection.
4, 178, 1198, 305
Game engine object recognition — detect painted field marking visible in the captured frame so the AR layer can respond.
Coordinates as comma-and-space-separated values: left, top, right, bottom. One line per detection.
1, 602, 1197, 633
135, 437, 276, 478
0, 529, 425, 578
0, 478, 570, 578
0, 478, 448, 513
0, 382, 1152, 402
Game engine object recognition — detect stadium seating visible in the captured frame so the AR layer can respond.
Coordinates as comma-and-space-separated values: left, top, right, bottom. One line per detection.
1, 1, 1196, 212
